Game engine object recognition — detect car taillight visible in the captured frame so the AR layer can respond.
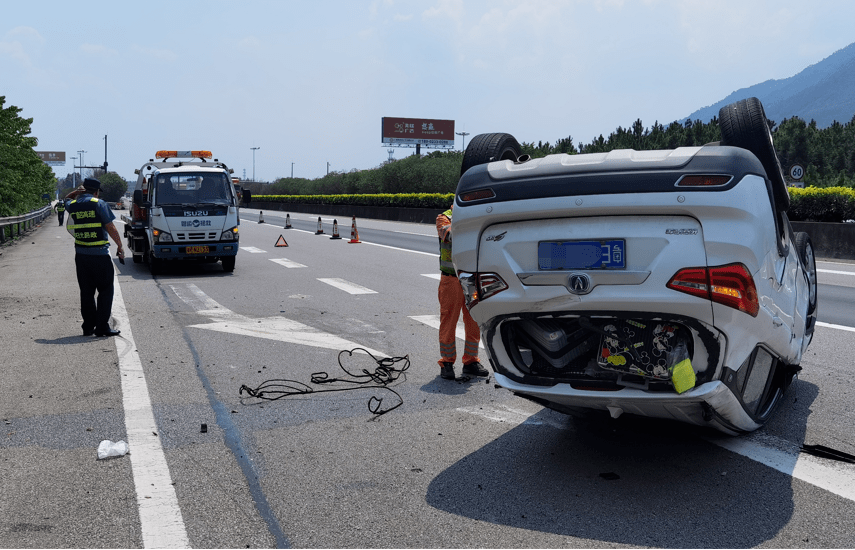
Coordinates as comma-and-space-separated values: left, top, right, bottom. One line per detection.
676, 175, 732, 187
667, 263, 758, 317
458, 272, 508, 308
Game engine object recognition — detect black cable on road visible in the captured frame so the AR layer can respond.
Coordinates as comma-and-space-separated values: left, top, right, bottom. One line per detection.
239, 348, 411, 416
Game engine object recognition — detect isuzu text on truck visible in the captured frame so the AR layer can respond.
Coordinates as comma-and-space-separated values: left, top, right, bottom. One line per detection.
122, 150, 240, 273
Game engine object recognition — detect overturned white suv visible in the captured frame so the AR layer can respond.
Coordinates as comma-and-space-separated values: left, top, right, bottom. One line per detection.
451, 98, 817, 434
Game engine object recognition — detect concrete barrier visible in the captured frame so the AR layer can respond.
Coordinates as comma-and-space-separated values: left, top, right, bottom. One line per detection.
791, 221, 855, 260
248, 202, 855, 261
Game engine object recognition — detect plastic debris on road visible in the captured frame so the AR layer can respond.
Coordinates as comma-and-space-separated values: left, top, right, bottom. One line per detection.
97, 439, 129, 460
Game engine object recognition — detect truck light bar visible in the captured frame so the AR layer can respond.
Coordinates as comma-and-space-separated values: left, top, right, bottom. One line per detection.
155, 150, 213, 159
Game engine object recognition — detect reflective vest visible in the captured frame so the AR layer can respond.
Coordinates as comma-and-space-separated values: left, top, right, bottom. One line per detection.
66, 197, 109, 247
438, 208, 455, 275
55, 202, 65, 213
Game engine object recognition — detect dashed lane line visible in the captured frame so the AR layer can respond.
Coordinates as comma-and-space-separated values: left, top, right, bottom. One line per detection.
317, 277, 378, 295
269, 258, 307, 268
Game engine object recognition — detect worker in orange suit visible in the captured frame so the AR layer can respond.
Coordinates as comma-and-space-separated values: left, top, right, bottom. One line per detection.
436, 203, 489, 380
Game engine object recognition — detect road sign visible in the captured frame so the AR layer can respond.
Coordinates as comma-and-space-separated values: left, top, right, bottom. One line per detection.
790, 164, 805, 181
36, 151, 66, 166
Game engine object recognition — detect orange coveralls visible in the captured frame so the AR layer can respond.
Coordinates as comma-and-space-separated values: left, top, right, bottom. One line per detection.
436, 209, 481, 368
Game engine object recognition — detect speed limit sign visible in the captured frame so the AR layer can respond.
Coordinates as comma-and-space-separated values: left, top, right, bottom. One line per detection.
790, 164, 805, 181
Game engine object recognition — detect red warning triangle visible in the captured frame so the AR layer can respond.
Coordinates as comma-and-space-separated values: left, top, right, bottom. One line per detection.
275, 235, 289, 247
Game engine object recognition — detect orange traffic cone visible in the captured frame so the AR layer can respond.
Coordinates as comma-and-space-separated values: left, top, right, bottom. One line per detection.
258, 211, 265, 224
348, 215, 361, 244
285, 213, 292, 229
330, 219, 342, 239
315, 216, 324, 235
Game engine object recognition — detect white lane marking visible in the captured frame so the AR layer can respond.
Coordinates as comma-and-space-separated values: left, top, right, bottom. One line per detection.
818, 269, 855, 276
817, 321, 855, 333
318, 278, 377, 295
458, 404, 855, 503
113, 272, 190, 548
269, 258, 307, 269
171, 284, 386, 357
409, 314, 485, 349
457, 405, 568, 430
422, 273, 441, 281
361, 240, 438, 257
240, 246, 266, 253
706, 435, 855, 503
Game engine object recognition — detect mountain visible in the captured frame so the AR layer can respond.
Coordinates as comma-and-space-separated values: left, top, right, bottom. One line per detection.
684, 42, 855, 127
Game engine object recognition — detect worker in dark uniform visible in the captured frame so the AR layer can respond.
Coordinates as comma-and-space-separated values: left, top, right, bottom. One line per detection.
54, 200, 65, 225
64, 178, 125, 337
436, 202, 489, 380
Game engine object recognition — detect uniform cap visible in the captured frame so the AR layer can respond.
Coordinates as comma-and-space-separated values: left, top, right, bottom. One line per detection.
83, 178, 101, 191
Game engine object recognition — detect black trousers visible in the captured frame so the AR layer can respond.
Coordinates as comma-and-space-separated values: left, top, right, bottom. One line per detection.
57, 212, 64, 225
74, 254, 114, 333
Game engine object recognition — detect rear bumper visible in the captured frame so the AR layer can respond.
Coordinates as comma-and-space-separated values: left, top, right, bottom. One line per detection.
494, 373, 761, 434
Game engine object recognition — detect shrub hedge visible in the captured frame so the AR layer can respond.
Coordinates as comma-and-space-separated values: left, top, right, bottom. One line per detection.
253, 187, 855, 223
788, 187, 855, 222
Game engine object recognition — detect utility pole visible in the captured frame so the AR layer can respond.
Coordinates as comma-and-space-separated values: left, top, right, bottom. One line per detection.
250, 146, 260, 182
326, 162, 330, 175
77, 150, 86, 180
70, 157, 77, 186
456, 131, 470, 151
102, 135, 108, 173
291, 162, 294, 178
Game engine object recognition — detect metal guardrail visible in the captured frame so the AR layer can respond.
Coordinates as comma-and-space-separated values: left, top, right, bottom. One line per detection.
0, 205, 52, 243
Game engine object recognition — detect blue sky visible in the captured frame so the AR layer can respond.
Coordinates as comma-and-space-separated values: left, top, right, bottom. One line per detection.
3, 0, 854, 183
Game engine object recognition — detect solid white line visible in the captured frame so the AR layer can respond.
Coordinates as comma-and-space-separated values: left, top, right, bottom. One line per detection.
360, 240, 438, 257
409, 314, 485, 349
318, 278, 377, 295
707, 436, 855, 503
269, 258, 307, 268
113, 270, 189, 548
458, 403, 855, 504
817, 321, 855, 333
818, 269, 855, 276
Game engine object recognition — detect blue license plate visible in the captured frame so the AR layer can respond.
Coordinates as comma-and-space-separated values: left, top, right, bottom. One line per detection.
538, 240, 626, 270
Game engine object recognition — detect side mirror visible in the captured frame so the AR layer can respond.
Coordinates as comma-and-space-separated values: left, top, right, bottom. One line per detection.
133, 189, 143, 205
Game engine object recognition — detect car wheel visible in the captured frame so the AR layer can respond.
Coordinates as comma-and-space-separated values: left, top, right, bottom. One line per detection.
794, 231, 818, 335
460, 133, 522, 176
221, 256, 236, 272
718, 97, 790, 211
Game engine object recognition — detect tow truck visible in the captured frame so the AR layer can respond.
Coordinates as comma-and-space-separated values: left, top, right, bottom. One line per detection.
122, 150, 240, 273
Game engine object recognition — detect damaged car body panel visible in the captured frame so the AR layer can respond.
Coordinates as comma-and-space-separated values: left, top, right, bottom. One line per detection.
451, 100, 817, 435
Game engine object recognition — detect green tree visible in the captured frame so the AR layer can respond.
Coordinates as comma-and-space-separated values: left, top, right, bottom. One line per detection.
97, 172, 127, 202
0, 96, 56, 216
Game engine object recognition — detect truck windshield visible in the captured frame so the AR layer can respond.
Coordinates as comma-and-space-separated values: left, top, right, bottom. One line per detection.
155, 172, 232, 205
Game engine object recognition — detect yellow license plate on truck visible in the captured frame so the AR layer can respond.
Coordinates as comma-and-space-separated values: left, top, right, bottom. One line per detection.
186, 246, 210, 254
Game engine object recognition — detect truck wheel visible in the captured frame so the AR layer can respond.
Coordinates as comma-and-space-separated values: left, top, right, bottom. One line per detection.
221, 256, 235, 272
718, 97, 790, 211
794, 231, 818, 336
132, 253, 142, 264
148, 251, 162, 275
460, 133, 522, 177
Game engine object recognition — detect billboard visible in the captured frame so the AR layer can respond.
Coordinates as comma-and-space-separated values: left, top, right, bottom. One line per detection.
381, 117, 455, 148
36, 151, 66, 166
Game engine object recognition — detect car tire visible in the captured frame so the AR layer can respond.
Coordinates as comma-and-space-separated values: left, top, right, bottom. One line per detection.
460, 133, 522, 176
794, 231, 818, 336
221, 256, 236, 272
718, 97, 790, 211
132, 253, 142, 264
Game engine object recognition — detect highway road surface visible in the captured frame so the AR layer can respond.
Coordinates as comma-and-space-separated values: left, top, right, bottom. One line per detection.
1, 209, 854, 548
